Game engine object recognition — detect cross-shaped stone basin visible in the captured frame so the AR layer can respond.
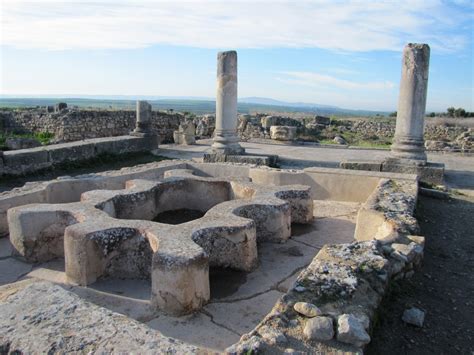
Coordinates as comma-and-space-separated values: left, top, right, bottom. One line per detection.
8, 169, 313, 315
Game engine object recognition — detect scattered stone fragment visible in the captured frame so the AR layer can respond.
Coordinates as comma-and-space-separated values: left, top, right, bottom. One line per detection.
258, 325, 287, 345
353, 313, 370, 330
294, 285, 306, 293
402, 307, 425, 327
303, 316, 334, 341
337, 314, 371, 347
294, 302, 322, 317
226, 335, 262, 354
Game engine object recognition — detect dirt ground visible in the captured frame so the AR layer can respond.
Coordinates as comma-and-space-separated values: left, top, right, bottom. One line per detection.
366, 194, 474, 354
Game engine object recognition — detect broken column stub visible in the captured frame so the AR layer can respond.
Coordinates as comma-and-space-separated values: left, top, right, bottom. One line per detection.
132, 100, 152, 135
211, 51, 244, 155
390, 43, 430, 164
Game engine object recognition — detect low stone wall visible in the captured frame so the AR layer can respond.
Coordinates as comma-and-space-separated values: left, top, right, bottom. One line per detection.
0, 108, 183, 143
227, 177, 423, 354
0, 135, 158, 177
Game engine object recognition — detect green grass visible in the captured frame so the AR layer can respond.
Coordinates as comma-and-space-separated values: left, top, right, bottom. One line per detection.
0, 131, 55, 150
0, 151, 170, 190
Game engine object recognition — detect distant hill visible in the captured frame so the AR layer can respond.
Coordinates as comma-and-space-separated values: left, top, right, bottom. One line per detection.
0, 96, 389, 117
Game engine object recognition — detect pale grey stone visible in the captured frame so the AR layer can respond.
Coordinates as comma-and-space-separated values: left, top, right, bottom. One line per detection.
0, 282, 199, 353
333, 135, 347, 145
337, 314, 371, 347
258, 325, 287, 345
303, 316, 334, 341
391, 43, 430, 162
293, 302, 322, 317
211, 50, 244, 155
402, 307, 425, 327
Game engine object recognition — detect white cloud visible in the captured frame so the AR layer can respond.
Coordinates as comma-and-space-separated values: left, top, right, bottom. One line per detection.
277, 71, 395, 91
0, 0, 471, 52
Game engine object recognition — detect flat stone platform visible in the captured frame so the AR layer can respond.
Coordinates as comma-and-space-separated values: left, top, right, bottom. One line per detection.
0, 200, 358, 351
157, 139, 474, 195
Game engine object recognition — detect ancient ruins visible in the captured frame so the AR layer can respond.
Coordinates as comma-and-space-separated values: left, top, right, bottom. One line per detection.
0, 43, 471, 353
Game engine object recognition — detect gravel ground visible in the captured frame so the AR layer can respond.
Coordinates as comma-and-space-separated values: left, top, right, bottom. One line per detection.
366, 194, 474, 354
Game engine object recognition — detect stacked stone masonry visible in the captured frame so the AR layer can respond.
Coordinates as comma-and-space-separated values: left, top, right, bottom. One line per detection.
0, 108, 182, 143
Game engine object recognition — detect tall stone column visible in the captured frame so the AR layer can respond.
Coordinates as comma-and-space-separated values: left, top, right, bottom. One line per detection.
211, 51, 244, 155
133, 100, 152, 135
390, 43, 430, 164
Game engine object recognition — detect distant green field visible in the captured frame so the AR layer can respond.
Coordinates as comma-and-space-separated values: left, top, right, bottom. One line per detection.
0, 98, 383, 117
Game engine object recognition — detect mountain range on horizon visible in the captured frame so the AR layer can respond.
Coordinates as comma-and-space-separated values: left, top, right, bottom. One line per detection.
0, 94, 389, 115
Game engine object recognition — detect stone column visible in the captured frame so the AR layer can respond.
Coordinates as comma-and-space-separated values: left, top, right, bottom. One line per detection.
133, 100, 152, 135
211, 51, 244, 155
390, 43, 430, 164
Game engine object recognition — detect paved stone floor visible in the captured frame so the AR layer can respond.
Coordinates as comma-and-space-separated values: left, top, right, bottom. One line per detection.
157, 139, 474, 195
0, 200, 359, 351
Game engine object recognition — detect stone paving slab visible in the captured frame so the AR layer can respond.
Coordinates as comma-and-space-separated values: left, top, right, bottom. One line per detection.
147, 312, 240, 351
0, 258, 32, 286
204, 289, 285, 335
157, 140, 474, 191
0, 237, 13, 259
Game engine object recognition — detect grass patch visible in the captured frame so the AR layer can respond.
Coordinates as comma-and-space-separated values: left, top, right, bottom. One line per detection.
0, 151, 170, 190
0, 131, 55, 150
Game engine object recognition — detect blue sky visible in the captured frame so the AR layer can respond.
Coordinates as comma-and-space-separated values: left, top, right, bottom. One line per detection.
0, 0, 472, 111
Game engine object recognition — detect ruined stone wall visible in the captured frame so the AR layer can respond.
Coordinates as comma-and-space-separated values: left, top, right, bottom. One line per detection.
0, 109, 183, 143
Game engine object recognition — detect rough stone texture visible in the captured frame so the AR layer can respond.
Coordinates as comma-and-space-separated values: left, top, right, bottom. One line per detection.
8, 170, 313, 315
0, 107, 183, 143
132, 100, 152, 134
173, 121, 196, 145
337, 314, 371, 347
303, 316, 334, 341
203, 153, 278, 167
391, 43, 430, 162
0, 135, 158, 176
227, 175, 423, 354
355, 178, 419, 242
211, 50, 244, 155
0, 282, 200, 354
270, 126, 297, 141
402, 307, 425, 327
5, 137, 41, 150
293, 302, 322, 317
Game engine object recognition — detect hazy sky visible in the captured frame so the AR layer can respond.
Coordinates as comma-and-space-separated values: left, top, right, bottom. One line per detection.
1, 0, 473, 111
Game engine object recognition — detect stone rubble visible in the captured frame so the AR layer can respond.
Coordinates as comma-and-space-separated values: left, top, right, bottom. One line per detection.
303, 316, 334, 341
293, 302, 322, 317
402, 307, 425, 327
337, 313, 371, 347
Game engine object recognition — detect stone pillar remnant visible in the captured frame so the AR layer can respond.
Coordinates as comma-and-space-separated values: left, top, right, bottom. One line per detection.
390, 43, 430, 164
133, 100, 152, 135
211, 51, 244, 155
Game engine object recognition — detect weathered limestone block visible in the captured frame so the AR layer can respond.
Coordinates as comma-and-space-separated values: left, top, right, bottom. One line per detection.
355, 179, 419, 242
314, 115, 331, 125
173, 121, 196, 145
5, 137, 41, 150
0, 282, 200, 353
8, 171, 313, 315
270, 126, 297, 141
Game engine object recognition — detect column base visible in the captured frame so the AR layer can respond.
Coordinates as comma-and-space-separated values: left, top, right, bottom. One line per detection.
390, 136, 427, 162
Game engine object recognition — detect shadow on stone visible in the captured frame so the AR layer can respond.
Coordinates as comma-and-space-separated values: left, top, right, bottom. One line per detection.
153, 209, 205, 225
209, 267, 247, 300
